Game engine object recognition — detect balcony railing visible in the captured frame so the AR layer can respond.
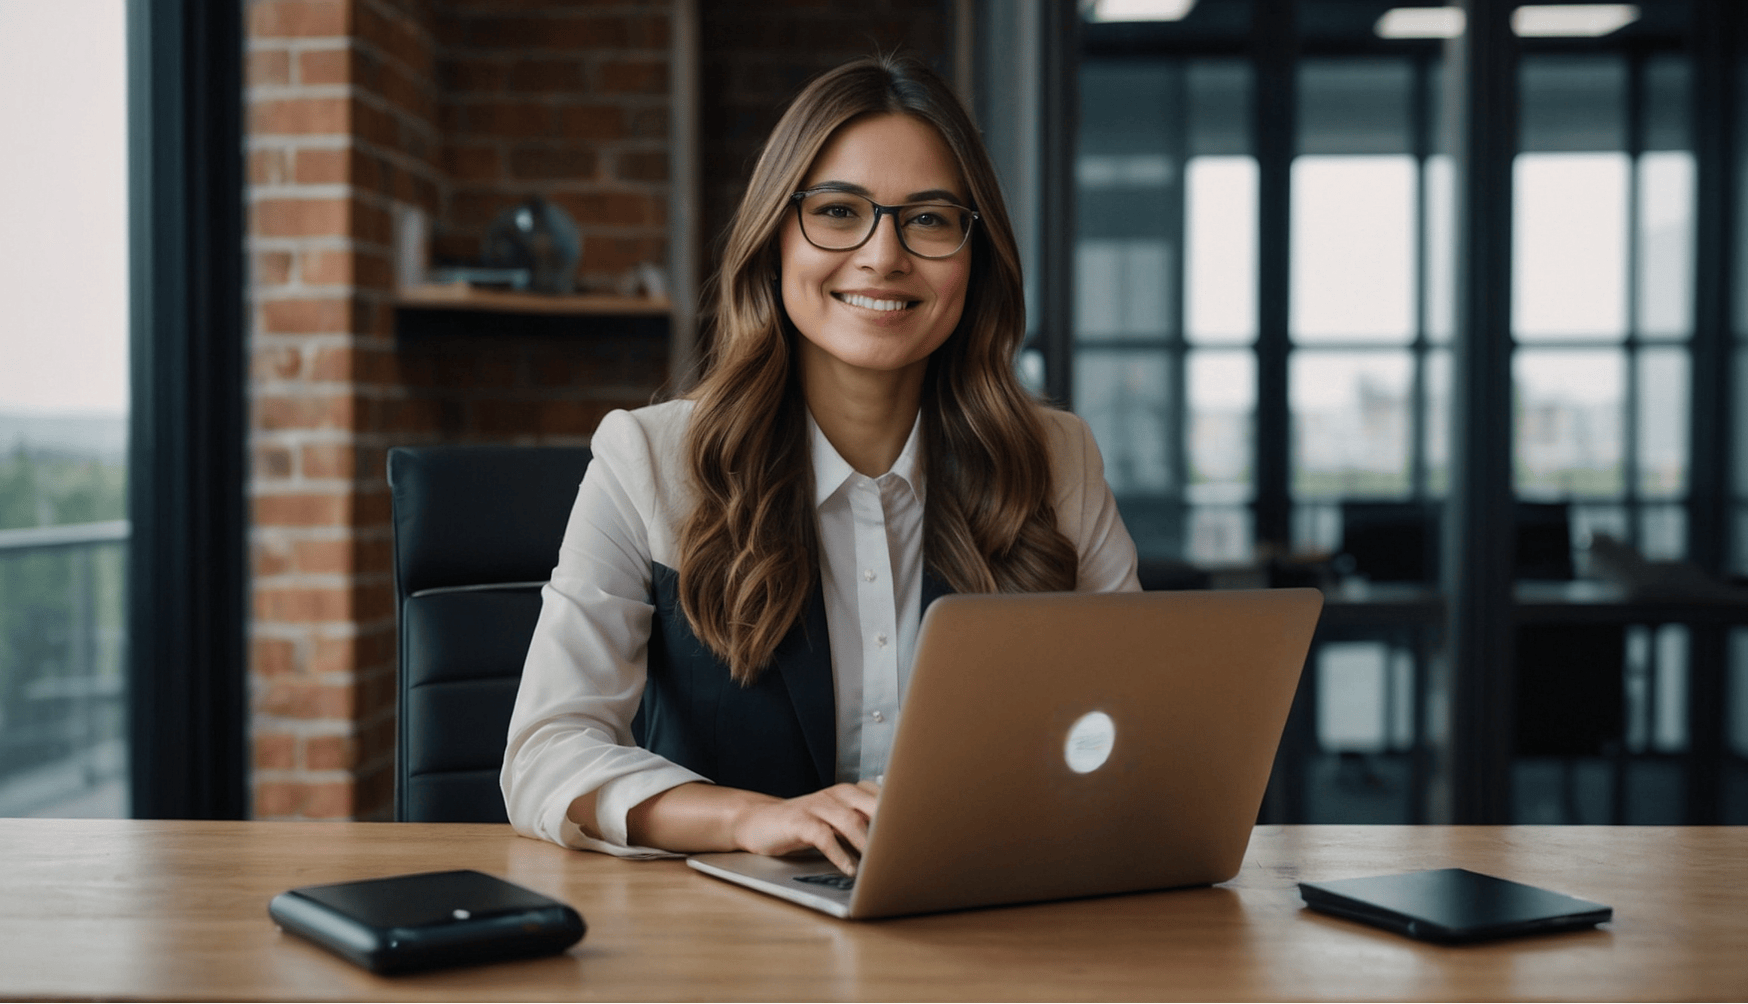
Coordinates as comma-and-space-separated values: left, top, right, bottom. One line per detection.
0, 520, 129, 816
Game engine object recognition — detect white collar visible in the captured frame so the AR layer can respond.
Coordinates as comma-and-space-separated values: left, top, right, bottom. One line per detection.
809, 409, 925, 508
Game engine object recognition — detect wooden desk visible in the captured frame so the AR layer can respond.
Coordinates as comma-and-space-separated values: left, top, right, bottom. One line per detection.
3, 821, 1744, 1001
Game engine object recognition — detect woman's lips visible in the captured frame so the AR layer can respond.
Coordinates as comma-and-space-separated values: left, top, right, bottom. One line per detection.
833, 291, 917, 312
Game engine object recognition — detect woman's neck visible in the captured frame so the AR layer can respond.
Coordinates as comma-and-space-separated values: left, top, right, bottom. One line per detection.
800, 342, 927, 478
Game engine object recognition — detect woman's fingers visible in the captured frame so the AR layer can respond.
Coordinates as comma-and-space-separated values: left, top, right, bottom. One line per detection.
732, 783, 882, 874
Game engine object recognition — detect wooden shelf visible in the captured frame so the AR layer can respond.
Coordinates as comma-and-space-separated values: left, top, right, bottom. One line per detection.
395, 283, 671, 316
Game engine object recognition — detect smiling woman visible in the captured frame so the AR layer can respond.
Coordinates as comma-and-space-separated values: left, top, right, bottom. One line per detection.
501, 54, 1141, 874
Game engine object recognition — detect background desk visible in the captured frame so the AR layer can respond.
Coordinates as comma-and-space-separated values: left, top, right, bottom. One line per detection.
2, 820, 1743, 1001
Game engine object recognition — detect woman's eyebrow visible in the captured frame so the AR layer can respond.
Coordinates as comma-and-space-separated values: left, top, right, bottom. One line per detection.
807, 180, 968, 204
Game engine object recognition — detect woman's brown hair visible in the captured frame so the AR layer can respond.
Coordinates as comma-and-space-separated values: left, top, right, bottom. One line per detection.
680, 53, 1077, 683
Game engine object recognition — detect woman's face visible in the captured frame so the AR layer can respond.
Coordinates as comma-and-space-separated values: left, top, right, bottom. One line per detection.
778, 113, 972, 383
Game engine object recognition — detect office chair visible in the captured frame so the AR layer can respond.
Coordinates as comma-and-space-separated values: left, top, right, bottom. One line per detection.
388, 445, 591, 823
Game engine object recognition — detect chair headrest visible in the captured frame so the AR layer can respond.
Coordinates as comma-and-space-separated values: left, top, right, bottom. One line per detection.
387, 445, 592, 595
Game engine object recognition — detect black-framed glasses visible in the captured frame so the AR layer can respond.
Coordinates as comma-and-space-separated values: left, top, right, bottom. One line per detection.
790, 188, 980, 259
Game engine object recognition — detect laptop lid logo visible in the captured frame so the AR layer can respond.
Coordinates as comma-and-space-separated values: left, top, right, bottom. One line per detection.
1065, 711, 1116, 773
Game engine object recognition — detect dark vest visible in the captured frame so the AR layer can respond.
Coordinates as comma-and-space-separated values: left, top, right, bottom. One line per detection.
634, 562, 951, 797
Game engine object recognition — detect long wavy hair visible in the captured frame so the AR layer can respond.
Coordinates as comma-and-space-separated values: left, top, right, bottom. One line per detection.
680, 54, 1078, 683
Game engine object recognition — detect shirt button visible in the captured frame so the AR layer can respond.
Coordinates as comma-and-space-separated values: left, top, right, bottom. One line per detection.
863, 568, 877, 582
871, 710, 885, 723
875, 632, 888, 648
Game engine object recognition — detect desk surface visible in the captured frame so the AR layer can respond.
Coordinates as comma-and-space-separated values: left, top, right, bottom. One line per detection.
2, 820, 1743, 1001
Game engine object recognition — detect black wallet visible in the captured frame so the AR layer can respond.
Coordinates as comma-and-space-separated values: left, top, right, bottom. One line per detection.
269, 869, 586, 974
1299, 867, 1612, 943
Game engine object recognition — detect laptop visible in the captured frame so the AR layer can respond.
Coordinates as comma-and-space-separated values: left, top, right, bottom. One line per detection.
687, 587, 1324, 919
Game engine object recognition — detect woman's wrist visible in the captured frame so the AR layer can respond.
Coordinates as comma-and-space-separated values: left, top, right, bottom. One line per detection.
626, 782, 779, 853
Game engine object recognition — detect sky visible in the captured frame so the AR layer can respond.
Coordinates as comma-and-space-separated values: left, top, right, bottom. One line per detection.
0, 0, 129, 418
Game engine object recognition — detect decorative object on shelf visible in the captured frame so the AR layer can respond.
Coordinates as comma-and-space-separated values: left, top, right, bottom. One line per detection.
427, 266, 532, 291
482, 197, 581, 295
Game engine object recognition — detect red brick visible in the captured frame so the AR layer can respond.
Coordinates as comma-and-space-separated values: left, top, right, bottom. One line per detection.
314, 630, 394, 677
255, 732, 297, 771
551, 191, 662, 227
445, 144, 502, 182
540, 399, 611, 437
255, 586, 353, 624
254, 491, 351, 528
300, 249, 353, 287
440, 55, 508, 93
352, 100, 401, 148
253, 345, 303, 381
253, 638, 301, 679
251, 96, 350, 136
599, 59, 667, 95
303, 782, 356, 819
294, 539, 355, 574
254, 198, 349, 238
256, 389, 357, 430
253, 537, 294, 577
506, 58, 586, 93
312, 636, 357, 676
313, 344, 395, 384
250, 0, 348, 40
248, 49, 292, 87
292, 147, 350, 185
557, 103, 624, 139
306, 734, 358, 771
441, 15, 627, 51
253, 444, 296, 481
613, 149, 668, 182
507, 145, 596, 181
462, 99, 555, 137
297, 45, 352, 86
301, 443, 358, 479
249, 149, 291, 186
260, 679, 356, 719
255, 251, 295, 287
253, 781, 305, 818
261, 297, 352, 334
627, 105, 668, 139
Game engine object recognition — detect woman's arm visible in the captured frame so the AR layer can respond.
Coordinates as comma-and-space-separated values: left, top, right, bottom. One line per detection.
599, 780, 882, 876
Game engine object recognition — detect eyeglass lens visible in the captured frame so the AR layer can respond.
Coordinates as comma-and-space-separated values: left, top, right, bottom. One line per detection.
796, 191, 972, 257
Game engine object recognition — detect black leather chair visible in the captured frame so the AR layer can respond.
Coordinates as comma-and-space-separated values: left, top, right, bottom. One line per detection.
388, 445, 591, 822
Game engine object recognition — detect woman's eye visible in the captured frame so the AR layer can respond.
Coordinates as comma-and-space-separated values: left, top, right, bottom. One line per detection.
904, 210, 951, 230
813, 202, 863, 220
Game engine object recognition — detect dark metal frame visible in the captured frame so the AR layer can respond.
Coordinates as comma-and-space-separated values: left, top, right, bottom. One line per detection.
126, 0, 249, 819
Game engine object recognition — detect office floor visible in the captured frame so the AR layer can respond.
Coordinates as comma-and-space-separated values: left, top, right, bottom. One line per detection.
1301, 749, 1748, 824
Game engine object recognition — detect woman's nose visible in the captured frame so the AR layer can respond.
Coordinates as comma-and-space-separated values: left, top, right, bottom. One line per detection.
853, 212, 912, 273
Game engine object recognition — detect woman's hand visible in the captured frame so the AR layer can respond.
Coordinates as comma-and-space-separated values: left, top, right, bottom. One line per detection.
728, 781, 882, 876
624, 780, 882, 875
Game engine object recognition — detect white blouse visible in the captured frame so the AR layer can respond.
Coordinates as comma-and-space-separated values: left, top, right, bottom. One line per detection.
501, 398, 1141, 856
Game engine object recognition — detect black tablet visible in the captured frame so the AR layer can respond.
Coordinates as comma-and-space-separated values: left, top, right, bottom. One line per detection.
1298, 867, 1612, 944
269, 869, 586, 974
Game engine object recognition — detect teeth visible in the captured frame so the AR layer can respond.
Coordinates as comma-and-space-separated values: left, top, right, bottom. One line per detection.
838, 293, 910, 312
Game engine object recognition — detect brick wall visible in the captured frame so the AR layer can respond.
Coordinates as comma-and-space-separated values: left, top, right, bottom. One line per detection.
244, 0, 948, 821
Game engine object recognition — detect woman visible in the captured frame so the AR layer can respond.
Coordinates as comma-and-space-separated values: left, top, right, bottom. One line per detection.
502, 54, 1139, 874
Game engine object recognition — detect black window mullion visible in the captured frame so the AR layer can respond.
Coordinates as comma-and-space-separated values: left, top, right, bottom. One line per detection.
1623, 49, 1646, 547
126, 0, 248, 819
1252, 0, 1295, 552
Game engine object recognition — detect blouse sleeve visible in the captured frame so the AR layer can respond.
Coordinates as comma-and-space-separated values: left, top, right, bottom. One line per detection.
500, 408, 709, 855
1043, 408, 1143, 594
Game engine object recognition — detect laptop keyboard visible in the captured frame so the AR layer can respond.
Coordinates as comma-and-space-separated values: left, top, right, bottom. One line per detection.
793, 872, 856, 891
